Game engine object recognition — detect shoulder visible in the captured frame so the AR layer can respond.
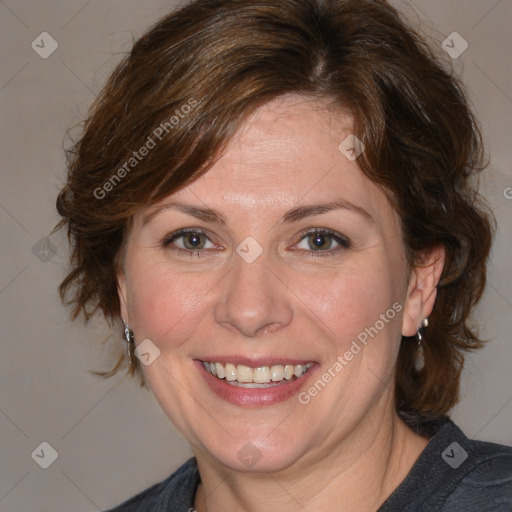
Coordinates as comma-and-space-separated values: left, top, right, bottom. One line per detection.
421, 418, 512, 510
104, 457, 199, 512
443, 432, 512, 509
380, 417, 512, 512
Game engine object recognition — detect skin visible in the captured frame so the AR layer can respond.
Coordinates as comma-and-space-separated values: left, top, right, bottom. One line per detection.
118, 95, 445, 511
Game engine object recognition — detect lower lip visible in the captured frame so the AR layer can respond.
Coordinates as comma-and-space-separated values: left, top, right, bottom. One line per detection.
196, 361, 317, 406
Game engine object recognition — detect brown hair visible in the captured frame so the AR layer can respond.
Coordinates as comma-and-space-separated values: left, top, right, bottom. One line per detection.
56, 0, 494, 419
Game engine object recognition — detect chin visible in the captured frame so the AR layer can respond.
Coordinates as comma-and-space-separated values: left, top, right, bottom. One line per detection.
197, 428, 312, 474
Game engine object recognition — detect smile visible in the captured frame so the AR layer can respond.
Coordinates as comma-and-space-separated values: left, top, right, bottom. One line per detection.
201, 361, 314, 388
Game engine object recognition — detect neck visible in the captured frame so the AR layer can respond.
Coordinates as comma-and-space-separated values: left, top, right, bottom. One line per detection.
193, 405, 428, 512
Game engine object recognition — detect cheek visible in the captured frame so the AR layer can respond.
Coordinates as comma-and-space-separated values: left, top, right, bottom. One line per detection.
126, 259, 215, 345
294, 259, 403, 348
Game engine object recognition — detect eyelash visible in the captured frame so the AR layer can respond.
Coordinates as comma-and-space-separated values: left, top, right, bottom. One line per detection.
161, 228, 218, 257
161, 228, 351, 257
294, 228, 351, 257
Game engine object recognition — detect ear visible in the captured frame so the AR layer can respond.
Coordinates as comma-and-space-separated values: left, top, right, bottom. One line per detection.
402, 245, 445, 337
118, 271, 130, 326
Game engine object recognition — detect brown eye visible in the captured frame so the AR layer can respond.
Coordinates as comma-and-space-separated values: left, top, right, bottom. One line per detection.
164, 230, 216, 251
295, 230, 350, 253
308, 233, 333, 250
182, 233, 207, 249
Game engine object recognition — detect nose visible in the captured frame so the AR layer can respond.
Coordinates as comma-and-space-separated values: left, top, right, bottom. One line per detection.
213, 255, 293, 338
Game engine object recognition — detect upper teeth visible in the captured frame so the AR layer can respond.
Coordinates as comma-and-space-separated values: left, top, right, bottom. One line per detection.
202, 362, 314, 384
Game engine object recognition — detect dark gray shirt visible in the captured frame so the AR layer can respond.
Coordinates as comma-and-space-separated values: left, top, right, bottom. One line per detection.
105, 418, 512, 511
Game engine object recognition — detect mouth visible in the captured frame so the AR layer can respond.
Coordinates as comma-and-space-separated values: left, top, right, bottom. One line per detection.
201, 361, 314, 388
197, 359, 317, 406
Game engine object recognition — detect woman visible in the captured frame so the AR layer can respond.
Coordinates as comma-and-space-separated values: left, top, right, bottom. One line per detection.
56, 0, 512, 510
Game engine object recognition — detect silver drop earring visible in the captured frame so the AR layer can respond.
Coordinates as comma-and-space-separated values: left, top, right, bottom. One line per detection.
124, 324, 135, 370
416, 317, 429, 346
415, 318, 428, 370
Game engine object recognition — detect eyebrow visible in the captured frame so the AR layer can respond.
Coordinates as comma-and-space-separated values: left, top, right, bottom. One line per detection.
142, 198, 374, 226
143, 202, 228, 225
282, 199, 374, 224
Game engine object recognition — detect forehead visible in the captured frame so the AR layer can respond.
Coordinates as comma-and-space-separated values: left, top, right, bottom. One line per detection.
214, 95, 352, 176
183, 96, 385, 207
140, 94, 396, 229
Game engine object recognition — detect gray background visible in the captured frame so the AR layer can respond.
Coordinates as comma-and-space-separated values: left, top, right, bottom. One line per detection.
0, 1, 511, 510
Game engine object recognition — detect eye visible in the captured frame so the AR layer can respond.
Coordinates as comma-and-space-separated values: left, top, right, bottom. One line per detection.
295, 229, 350, 253
163, 229, 218, 252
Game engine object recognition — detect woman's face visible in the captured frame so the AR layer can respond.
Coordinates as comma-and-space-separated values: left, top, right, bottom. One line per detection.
118, 95, 422, 472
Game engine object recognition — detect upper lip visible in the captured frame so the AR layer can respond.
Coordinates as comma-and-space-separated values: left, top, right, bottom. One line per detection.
197, 356, 316, 367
